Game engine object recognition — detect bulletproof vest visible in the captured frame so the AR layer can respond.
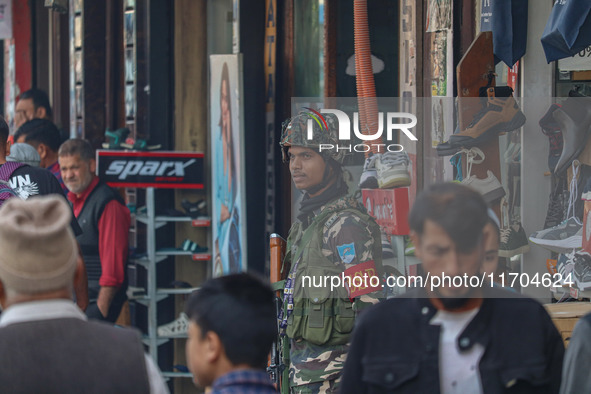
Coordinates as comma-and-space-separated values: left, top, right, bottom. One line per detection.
0, 318, 151, 394
284, 196, 383, 346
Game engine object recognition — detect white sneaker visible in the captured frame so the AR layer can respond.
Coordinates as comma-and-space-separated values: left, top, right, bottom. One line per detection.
157, 312, 189, 337
359, 155, 379, 189
461, 170, 505, 204
375, 152, 411, 189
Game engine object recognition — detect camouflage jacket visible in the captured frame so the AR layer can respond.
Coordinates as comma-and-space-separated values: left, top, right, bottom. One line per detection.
284, 195, 383, 388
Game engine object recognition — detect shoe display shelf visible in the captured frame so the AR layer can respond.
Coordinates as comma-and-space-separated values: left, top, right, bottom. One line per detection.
130, 187, 210, 379
97, 150, 207, 381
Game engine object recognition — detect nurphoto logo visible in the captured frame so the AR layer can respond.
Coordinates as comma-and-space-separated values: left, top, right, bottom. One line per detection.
303, 107, 418, 154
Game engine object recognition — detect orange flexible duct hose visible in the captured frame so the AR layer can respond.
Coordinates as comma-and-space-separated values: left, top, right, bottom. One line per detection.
354, 0, 383, 156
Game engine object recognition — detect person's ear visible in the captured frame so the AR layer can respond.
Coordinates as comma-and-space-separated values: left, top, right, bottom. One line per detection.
35, 106, 47, 119
4, 139, 10, 158
205, 330, 223, 364
409, 231, 421, 259
89, 158, 96, 174
37, 143, 48, 159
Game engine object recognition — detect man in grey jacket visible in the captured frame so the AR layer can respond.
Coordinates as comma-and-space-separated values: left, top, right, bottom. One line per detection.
0, 195, 168, 394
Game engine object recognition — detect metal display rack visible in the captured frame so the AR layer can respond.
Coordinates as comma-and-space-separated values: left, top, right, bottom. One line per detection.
132, 187, 210, 378
96, 149, 207, 380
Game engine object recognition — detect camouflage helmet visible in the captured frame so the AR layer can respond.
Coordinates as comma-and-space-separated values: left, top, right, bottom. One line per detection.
279, 111, 346, 164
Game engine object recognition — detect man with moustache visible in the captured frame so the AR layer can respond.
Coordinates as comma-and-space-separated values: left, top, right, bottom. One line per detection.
341, 182, 564, 393
59, 138, 129, 322
278, 112, 383, 393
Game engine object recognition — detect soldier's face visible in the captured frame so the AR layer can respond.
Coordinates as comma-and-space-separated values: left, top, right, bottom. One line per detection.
288, 146, 326, 192
411, 219, 485, 299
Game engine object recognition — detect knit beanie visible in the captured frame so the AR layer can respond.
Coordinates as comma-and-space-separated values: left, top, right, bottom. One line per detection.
0, 195, 77, 293
7, 143, 41, 167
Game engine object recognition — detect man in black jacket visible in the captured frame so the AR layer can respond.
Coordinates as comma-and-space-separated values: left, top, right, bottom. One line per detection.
341, 182, 564, 393
59, 138, 129, 322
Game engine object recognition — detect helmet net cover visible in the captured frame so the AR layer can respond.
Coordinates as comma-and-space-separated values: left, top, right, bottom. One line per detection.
279, 112, 346, 164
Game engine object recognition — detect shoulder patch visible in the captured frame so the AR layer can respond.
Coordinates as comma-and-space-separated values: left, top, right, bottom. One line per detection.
337, 242, 356, 264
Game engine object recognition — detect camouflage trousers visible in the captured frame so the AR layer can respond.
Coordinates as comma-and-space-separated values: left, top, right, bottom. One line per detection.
290, 376, 341, 394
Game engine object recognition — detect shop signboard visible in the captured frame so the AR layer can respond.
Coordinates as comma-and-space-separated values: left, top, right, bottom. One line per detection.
96, 150, 204, 189
362, 188, 410, 236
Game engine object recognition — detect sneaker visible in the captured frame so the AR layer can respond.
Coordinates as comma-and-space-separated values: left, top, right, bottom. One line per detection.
404, 239, 415, 256
544, 178, 568, 229
529, 216, 583, 252
553, 92, 591, 174
381, 233, 394, 259
181, 199, 207, 218
574, 251, 591, 289
436, 141, 461, 157
375, 152, 411, 189
103, 127, 131, 149
359, 155, 379, 189
498, 222, 530, 258
461, 170, 506, 204
448, 87, 526, 148
157, 312, 189, 337
120, 138, 162, 151
556, 251, 576, 285
181, 239, 208, 253
539, 104, 562, 134
539, 104, 564, 172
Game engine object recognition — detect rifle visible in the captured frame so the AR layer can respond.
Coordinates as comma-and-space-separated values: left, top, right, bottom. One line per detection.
268, 233, 290, 394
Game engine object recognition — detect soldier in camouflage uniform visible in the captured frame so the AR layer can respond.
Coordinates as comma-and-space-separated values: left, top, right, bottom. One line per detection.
278, 112, 384, 393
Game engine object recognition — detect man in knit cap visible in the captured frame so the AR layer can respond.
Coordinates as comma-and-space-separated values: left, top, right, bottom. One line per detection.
6, 142, 41, 167
0, 195, 169, 394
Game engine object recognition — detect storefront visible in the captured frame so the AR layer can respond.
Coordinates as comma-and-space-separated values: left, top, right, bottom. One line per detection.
6, 0, 591, 391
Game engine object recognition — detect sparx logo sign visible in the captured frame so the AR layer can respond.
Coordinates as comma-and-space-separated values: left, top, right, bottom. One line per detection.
106, 159, 196, 180
97, 150, 204, 189
302, 106, 418, 154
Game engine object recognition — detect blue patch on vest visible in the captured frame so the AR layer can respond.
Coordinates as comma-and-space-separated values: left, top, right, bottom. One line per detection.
337, 242, 356, 264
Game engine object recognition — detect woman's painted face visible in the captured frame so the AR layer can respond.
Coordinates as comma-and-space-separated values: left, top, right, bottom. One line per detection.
221, 79, 230, 133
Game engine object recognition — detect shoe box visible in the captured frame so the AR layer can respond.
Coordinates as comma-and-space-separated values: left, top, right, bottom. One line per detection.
362, 187, 410, 235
